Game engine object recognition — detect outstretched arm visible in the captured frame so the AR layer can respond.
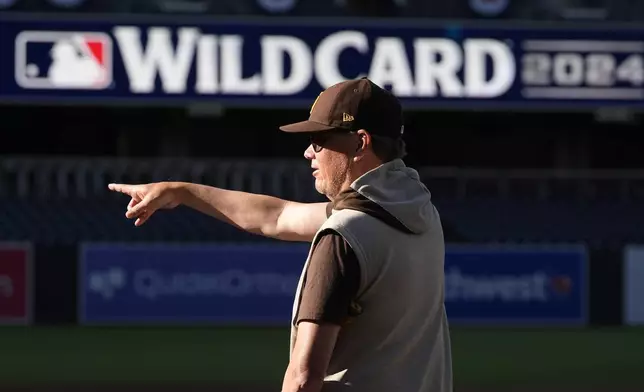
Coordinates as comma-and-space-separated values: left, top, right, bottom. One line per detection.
108, 181, 328, 242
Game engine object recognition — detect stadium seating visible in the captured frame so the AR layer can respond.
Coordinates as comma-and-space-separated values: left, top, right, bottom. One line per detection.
1, 0, 642, 22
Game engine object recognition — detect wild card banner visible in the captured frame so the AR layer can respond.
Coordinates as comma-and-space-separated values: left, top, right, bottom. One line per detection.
1, 14, 643, 108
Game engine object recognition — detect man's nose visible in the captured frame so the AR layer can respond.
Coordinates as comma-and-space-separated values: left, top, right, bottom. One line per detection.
304, 144, 315, 160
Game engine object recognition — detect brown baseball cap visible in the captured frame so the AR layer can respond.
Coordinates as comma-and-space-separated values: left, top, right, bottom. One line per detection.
279, 77, 404, 138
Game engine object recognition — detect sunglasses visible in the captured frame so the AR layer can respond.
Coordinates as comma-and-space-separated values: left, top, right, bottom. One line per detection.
309, 130, 353, 153
310, 134, 330, 152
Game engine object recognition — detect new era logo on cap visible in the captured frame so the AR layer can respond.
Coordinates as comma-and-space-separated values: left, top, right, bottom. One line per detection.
14, 31, 113, 90
280, 78, 404, 139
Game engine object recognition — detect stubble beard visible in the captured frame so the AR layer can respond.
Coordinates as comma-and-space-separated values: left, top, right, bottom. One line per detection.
316, 168, 349, 201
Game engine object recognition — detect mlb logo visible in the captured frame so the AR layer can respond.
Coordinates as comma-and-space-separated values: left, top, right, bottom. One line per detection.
14, 31, 113, 90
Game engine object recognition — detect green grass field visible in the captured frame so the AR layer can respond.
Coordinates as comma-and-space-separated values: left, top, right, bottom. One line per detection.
0, 326, 642, 387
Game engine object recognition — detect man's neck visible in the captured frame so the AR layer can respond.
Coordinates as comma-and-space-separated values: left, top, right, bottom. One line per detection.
329, 158, 384, 201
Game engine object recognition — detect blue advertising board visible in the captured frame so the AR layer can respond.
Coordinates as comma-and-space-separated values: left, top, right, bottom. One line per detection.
79, 242, 310, 325
79, 242, 588, 326
1, 14, 643, 108
444, 244, 588, 326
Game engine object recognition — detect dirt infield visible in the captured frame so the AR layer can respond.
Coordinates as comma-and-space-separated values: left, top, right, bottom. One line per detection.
2, 384, 641, 392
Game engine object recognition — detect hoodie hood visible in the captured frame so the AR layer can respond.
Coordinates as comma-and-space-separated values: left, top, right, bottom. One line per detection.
331, 159, 435, 234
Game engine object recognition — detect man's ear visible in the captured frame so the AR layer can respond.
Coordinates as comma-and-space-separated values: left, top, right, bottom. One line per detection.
354, 130, 371, 158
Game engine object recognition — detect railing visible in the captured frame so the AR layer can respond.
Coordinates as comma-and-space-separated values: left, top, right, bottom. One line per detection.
1, 157, 644, 202
0, 157, 320, 201
416, 167, 644, 202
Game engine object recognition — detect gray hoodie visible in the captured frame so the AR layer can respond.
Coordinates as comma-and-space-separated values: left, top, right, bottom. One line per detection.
291, 159, 453, 392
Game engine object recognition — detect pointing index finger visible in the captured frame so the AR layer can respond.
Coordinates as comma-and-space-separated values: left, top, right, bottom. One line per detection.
108, 183, 131, 194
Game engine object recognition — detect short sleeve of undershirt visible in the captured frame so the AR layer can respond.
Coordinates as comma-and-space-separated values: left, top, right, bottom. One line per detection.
295, 229, 361, 326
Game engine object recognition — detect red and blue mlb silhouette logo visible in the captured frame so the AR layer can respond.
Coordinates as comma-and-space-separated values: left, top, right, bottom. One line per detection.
14, 31, 113, 90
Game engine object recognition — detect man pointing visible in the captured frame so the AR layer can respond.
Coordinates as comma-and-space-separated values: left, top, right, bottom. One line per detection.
109, 77, 453, 392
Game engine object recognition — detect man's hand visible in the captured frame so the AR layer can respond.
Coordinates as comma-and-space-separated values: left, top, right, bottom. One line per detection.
108, 182, 181, 226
